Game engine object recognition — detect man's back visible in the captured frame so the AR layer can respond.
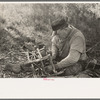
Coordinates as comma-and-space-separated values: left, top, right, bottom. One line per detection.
52, 25, 87, 61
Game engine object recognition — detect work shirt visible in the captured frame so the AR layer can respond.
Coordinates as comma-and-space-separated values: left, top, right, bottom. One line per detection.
51, 25, 87, 68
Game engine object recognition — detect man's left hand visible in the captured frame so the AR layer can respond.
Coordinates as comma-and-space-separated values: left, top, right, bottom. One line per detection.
45, 64, 59, 73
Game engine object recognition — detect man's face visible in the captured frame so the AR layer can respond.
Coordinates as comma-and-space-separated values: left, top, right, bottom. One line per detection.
57, 27, 70, 39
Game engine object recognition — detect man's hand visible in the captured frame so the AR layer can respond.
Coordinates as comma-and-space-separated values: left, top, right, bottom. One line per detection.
45, 64, 58, 73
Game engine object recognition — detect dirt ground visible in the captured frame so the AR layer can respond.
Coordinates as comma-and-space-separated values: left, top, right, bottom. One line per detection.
0, 28, 100, 78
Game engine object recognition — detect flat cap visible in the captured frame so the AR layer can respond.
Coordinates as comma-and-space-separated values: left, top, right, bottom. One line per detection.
51, 18, 68, 31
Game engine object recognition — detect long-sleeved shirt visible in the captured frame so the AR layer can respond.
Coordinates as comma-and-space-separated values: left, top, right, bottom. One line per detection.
51, 25, 87, 69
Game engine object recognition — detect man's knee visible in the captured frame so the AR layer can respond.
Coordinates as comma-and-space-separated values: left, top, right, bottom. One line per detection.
64, 63, 83, 76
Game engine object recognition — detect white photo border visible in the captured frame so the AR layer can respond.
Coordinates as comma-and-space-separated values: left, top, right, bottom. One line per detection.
0, 1, 100, 99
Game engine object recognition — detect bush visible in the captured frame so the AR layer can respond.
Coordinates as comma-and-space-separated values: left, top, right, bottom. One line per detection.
0, 3, 100, 56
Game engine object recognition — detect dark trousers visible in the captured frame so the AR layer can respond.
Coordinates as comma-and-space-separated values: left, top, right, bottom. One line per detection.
64, 63, 84, 76
55, 56, 87, 76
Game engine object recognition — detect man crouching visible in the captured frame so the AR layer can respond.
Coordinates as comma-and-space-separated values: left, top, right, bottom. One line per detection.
46, 16, 88, 76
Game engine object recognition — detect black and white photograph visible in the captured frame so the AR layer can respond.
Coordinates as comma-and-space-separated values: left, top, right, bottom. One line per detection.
0, 2, 100, 99
0, 2, 100, 78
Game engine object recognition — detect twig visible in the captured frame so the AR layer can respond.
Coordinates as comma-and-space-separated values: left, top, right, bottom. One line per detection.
26, 50, 30, 61
36, 48, 46, 75
23, 54, 50, 65
0, 51, 13, 60
25, 49, 37, 77
86, 41, 100, 53
31, 64, 37, 78
49, 55, 57, 73
41, 69, 66, 77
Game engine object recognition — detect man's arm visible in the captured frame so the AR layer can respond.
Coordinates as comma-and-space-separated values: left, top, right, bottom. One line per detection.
51, 43, 58, 60
51, 36, 58, 60
55, 36, 84, 69
55, 49, 81, 69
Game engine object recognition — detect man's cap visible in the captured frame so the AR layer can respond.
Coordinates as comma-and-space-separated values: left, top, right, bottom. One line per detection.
51, 17, 68, 31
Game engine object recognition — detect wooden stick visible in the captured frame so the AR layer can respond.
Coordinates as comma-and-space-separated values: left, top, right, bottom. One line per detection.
37, 48, 42, 58
86, 41, 100, 53
31, 64, 37, 78
49, 55, 57, 73
22, 54, 50, 66
0, 51, 13, 60
25, 49, 37, 77
36, 48, 45, 73
26, 49, 31, 61
41, 69, 66, 77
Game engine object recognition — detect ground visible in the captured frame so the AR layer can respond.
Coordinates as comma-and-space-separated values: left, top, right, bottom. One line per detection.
0, 27, 100, 78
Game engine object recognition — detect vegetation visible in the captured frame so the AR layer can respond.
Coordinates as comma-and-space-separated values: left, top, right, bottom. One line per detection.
0, 3, 100, 77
